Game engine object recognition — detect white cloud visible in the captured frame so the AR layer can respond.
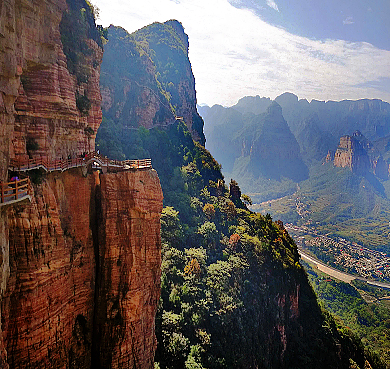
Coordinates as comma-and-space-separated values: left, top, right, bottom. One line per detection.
266, 0, 279, 12
343, 16, 354, 25
93, 0, 390, 106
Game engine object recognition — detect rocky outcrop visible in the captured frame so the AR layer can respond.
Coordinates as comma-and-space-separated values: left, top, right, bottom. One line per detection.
100, 21, 205, 147
325, 150, 334, 163
244, 102, 309, 181
2, 169, 98, 368
1, 168, 162, 368
0, 0, 102, 168
93, 169, 163, 368
332, 131, 390, 179
334, 133, 371, 174
0, 1, 163, 368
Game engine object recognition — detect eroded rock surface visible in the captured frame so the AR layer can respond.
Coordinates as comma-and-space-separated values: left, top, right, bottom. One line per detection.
0, 1, 163, 368
93, 169, 163, 369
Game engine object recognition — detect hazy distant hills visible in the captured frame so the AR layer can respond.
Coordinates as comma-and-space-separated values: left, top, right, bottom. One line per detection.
200, 93, 390, 189
200, 93, 390, 249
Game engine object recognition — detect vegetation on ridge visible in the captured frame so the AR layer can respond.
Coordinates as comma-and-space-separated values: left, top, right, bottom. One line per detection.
99, 22, 205, 145
151, 124, 383, 368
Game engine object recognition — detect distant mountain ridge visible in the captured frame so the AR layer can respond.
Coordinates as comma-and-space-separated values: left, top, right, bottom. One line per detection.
200, 92, 390, 249
200, 92, 390, 192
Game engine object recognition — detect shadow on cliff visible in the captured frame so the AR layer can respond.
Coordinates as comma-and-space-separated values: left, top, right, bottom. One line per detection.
364, 172, 386, 198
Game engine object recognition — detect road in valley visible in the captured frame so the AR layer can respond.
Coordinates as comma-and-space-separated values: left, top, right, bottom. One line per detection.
298, 248, 390, 289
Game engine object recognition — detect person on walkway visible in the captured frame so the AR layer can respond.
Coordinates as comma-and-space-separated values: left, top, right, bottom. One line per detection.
10, 176, 19, 195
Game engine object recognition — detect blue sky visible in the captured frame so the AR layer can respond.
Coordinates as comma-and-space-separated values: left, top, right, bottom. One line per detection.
92, 0, 390, 106
230, 0, 390, 50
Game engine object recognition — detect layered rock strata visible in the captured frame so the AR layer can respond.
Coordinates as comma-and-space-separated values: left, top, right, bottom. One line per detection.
1, 168, 162, 368
1, 167, 162, 368
0, 0, 163, 368
93, 170, 163, 368
1, 0, 102, 167
2, 169, 98, 368
333, 131, 390, 178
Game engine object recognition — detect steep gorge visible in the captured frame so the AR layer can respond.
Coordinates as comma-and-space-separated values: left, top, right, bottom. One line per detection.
0, 1, 163, 368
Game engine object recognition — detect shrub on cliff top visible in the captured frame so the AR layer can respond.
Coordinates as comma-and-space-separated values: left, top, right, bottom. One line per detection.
76, 93, 91, 116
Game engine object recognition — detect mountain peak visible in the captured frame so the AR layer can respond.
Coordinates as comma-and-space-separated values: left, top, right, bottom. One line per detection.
164, 19, 189, 50
275, 92, 299, 106
266, 101, 283, 116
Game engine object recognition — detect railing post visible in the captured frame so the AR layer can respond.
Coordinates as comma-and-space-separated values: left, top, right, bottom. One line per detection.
1, 182, 3, 203
15, 180, 18, 200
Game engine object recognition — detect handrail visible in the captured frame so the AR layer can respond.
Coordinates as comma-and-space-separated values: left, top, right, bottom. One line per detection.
9, 152, 152, 173
0, 178, 31, 206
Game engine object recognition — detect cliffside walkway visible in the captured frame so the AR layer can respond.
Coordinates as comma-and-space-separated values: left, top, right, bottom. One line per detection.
1, 152, 152, 206
9, 152, 152, 174
0, 178, 31, 207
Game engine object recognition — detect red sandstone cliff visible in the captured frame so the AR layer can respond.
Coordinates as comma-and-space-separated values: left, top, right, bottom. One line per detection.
0, 1, 163, 368
2, 168, 162, 368
93, 170, 163, 368
0, 0, 102, 171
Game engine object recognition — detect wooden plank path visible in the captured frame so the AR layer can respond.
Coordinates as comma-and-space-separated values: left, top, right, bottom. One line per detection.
1, 152, 152, 206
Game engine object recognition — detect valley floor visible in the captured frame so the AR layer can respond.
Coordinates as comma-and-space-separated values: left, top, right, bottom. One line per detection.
298, 249, 355, 283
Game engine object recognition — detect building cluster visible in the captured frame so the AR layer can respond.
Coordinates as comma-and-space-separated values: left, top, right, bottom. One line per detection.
285, 223, 390, 282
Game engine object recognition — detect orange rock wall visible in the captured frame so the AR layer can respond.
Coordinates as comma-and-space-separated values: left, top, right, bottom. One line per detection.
2, 169, 98, 368
1, 168, 163, 368
93, 169, 163, 368
0, 0, 102, 168
0, 1, 164, 368
333, 135, 370, 174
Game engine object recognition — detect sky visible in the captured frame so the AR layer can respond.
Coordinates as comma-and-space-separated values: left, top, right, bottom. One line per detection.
92, 0, 390, 107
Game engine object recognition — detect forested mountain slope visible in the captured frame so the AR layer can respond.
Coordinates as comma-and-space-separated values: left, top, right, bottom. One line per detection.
98, 20, 383, 369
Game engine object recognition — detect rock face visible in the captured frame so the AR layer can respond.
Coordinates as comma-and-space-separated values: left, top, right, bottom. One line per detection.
247, 103, 308, 181
240, 102, 308, 182
334, 135, 370, 174
1, 168, 162, 369
2, 169, 98, 368
199, 100, 309, 193
325, 150, 335, 163
0, 1, 163, 368
99, 21, 205, 148
332, 131, 390, 178
1, 0, 102, 168
93, 170, 163, 368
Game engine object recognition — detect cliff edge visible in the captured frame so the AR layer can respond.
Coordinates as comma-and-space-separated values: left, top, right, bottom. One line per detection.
0, 1, 163, 368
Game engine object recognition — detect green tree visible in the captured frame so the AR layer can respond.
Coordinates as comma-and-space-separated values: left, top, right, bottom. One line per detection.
161, 206, 183, 247
241, 194, 252, 206
198, 221, 218, 247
